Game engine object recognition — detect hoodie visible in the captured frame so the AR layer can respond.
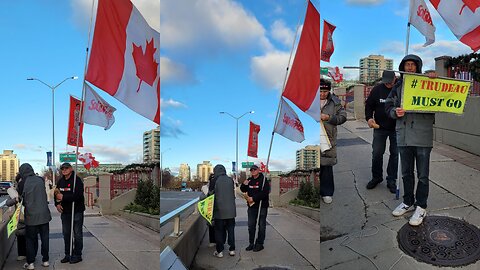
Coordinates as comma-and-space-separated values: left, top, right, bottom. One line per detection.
212, 165, 236, 219
18, 163, 51, 226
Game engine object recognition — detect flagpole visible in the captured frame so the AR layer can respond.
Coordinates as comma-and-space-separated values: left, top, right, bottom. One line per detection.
68, 0, 97, 259
405, 0, 413, 55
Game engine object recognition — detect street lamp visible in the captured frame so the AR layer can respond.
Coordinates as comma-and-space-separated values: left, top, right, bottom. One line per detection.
160, 148, 171, 189
27, 76, 78, 180
219, 110, 254, 183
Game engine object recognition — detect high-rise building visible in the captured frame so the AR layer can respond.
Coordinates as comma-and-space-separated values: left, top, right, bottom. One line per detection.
359, 55, 393, 83
197, 161, 213, 182
296, 145, 320, 170
0, 150, 19, 181
178, 163, 191, 181
143, 127, 160, 163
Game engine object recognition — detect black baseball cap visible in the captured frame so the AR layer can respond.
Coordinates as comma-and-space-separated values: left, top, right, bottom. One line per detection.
60, 162, 72, 169
250, 165, 259, 171
382, 70, 395, 84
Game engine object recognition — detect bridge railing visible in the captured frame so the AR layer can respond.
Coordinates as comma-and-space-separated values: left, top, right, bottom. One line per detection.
160, 197, 199, 237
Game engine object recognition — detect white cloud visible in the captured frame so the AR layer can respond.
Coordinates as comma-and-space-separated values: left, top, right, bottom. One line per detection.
346, 0, 384, 5
160, 117, 185, 138
81, 144, 141, 164
160, 57, 196, 85
270, 20, 295, 47
250, 50, 290, 90
161, 98, 186, 109
342, 68, 360, 81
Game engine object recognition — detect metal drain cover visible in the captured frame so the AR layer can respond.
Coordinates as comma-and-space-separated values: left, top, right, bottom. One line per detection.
397, 216, 480, 267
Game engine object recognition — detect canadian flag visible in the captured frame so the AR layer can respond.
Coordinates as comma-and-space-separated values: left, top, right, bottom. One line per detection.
274, 98, 305, 143
429, 0, 480, 51
327, 67, 343, 83
78, 153, 100, 170
83, 83, 116, 130
282, 1, 320, 122
85, 0, 160, 124
410, 0, 436, 46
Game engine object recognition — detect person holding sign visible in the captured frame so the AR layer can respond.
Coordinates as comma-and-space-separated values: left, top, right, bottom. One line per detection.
211, 165, 236, 258
385, 54, 435, 226
365, 70, 398, 194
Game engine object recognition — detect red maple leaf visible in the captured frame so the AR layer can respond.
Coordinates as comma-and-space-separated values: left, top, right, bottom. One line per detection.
460, 0, 480, 15
132, 38, 159, 92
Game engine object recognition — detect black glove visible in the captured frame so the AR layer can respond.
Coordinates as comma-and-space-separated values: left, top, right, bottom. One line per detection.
5, 197, 18, 207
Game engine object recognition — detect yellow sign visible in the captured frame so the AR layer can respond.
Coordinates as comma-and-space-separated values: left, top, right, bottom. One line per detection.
7, 204, 21, 238
402, 74, 471, 114
197, 194, 214, 225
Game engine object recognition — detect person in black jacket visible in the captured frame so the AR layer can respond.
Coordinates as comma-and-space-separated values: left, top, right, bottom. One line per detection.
54, 162, 85, 264
365, 70, 398, 193
240, 165, 270, 252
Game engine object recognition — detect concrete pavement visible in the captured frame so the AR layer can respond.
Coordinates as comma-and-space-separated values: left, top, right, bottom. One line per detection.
320, 119, 480, 269
192, 197, 320, 270
2, 203, 160, 270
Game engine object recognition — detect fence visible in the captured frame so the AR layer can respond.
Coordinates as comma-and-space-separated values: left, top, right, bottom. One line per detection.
446, 64, 480, 96
110, 172, 140, 199
279, 170, 320, 195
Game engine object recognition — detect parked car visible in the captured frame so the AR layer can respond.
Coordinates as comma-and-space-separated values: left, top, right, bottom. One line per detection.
0, 181, 13, 195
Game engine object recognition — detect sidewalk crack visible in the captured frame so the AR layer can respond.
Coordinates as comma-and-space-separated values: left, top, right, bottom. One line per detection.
351, 170, 368, 229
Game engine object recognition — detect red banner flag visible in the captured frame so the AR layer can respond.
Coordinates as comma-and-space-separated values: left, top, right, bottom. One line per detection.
67, 96, 84, 147
247, 121, 260, 158
321, 20, 336, 62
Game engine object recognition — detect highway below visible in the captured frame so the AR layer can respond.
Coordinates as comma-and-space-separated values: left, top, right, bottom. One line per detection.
160, 190, 202, 240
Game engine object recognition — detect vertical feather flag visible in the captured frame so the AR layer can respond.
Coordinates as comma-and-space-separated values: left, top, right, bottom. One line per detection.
321, 20, 336, 62
247, 121, 260, 158
67, 96, 84, 147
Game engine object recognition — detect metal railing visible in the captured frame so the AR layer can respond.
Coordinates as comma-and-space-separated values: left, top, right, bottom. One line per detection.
160, 197, 199, 237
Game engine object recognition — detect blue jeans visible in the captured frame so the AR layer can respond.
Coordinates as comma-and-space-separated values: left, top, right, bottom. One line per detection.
25, 223, 49, 264
398, 146, 432, 208
372, 129, 398, 183
214, 218, 235, 253
61, 212, 84, 258
247, 207, 267, 245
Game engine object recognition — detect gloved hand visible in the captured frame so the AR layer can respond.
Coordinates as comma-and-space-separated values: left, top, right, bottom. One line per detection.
5, 197, 18, 207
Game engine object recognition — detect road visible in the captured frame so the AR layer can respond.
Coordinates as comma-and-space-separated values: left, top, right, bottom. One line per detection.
160, 191, 202, 240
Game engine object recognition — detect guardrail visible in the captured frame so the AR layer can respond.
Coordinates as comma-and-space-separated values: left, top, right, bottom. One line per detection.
160, 197, 199, 237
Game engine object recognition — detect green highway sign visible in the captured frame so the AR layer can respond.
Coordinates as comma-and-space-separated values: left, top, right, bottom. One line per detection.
241, 162, 254, 168
59, 153, 77, 162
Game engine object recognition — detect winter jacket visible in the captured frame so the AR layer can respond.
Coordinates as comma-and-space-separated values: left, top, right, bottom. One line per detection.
365, 83, 396, 131
212, 165, 236, 219
18, 163, 51, 226
55, 172, 85, 213
240, 172, 270, 208
321, 93, 347, 166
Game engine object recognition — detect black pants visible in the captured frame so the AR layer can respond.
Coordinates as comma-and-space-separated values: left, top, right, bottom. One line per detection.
247, 207, 267, 245
214, 218, 235, 253
208, 223, 215, 243
320, 165, 334, 196
61, 212, 84, 258
371, 129, 398, 183
17, 234, 26, 257
25, 223, 49, 264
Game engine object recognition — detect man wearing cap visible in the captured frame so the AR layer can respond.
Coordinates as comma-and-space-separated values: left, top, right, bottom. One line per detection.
55, 162, 85, 264
365, 70, 398, 194
240, 164, 270, 252
320, 79, 347, 204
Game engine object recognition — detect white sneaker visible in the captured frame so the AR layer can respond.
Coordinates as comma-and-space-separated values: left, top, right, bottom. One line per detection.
409, 206, 427, 226
208, 243, 216, 248
41, 261, 49, 267
23, 263, 34, 270
17, 256, 26, 261
213, 251, 223, 258
229, 250, 235, 256
322, 196, 333, 204
392, 203, 413, 217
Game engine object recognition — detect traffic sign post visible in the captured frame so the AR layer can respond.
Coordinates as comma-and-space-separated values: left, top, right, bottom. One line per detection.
241, 162, 254, 168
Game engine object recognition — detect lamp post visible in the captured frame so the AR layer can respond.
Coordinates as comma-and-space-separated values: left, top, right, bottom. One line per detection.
219, 110, 254, 183
27, 76, 78, 180
160, 148, 171, 189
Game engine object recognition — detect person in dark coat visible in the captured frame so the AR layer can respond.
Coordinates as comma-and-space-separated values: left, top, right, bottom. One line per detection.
240, 164, 270, 252
211, 165, 236, 258
206, 173, 216, 247
320, 79, 347, 204
365, 70, 398, 193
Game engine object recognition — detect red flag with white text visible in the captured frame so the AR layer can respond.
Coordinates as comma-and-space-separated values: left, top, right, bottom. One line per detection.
247, 121, 260, 158
85, 0, 160, 123
429, 0, 480, 51
321, 20, 336, 62
282, 0, 320, 122
67, 96, 84, 147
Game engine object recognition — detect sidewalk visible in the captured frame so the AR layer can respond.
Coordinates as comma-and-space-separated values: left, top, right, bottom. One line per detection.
192, 197, 320, 270
320, 119, 480, 269
3, 203, 160, 270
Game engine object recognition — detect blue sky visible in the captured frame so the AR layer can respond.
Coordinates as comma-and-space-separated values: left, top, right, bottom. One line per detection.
160, 0, 474, 176
0, 0, 159, 174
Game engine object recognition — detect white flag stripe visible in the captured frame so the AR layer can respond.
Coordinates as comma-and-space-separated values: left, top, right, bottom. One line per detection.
305, 88, 321, 122
409, 0, 436, 46
83, 83, 116, 130
274, 98, 305, 143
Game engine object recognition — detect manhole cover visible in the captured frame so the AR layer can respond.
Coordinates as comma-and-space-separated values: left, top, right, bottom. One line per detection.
397, 216, 480, 267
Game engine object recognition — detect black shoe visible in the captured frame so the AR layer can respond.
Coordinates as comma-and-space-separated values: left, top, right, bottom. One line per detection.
60, 256, 70, 263
245, 244, 255, 251
253, 244, 264, 252
366, 179, 382, 189
387, 183, 397, 194
69, 256, 82, 264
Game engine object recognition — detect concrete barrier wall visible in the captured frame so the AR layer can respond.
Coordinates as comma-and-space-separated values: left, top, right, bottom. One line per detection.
99, 188, 136, 215
434, 96, 480, 156
121, 211, 159, 232
0, 206, 16, 267
287, 204, 320, 223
